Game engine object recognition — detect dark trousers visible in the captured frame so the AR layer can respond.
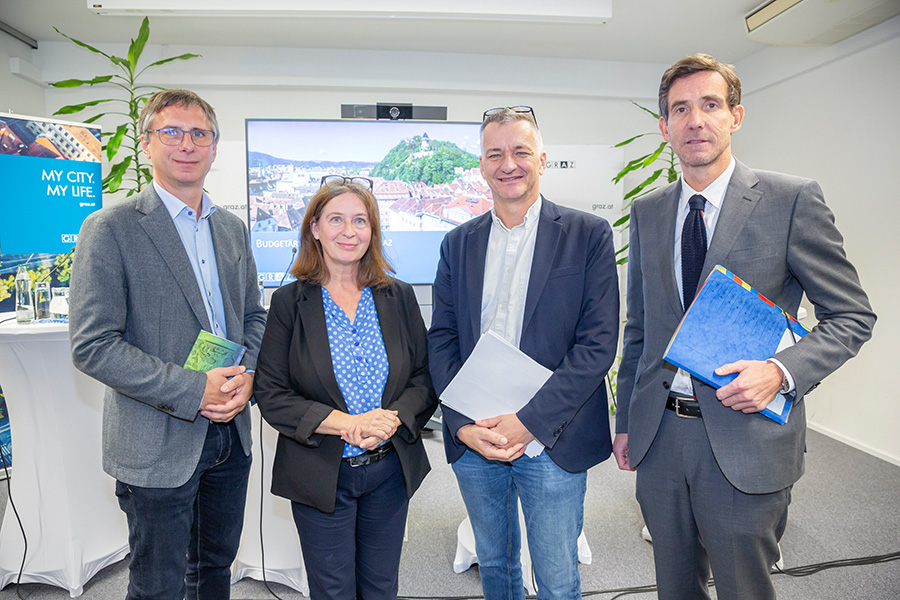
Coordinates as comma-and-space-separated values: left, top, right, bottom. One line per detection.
291, 451, 409, 600
116, 421, 251, 600
636, 410, 790, 600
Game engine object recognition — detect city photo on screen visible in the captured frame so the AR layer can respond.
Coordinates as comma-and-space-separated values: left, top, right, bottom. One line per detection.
246, 119, 491, 286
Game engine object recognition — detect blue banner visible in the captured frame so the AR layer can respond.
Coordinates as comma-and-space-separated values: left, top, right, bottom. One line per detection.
0, 154, 101, 255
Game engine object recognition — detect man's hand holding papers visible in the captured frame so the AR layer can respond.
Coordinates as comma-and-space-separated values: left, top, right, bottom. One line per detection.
457, 422, 526, 461
440, 331, 551, 459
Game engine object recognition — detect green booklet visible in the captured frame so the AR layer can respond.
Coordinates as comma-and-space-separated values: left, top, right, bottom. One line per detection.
184, 330, 247, 372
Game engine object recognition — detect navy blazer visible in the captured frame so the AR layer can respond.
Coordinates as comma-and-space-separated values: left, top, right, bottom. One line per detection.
428, 197, 619, 473
254, 279, 438, 513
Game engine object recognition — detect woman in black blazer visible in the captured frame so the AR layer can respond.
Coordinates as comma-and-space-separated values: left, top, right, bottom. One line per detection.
254, 176, 438, 600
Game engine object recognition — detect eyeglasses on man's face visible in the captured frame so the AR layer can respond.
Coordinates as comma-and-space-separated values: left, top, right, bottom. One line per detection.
146, 127, 216, 147
319, 175, 374, 191
482, 106, 538, 129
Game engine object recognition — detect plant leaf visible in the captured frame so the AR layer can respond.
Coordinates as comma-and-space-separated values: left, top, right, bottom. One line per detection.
623, 169, 664, 201
613, 133, 649, 148
109, 55, 131, 68
106, 124, 127, 161
613, 214, 630, 227
632, 101, 660, 120
612, 152, 653, 183
53, 27, 112, 60
667, 166, 679, 183
103, 156, 132, 193
641, 142, 668, 168
142, 53, 200, 70
53, 98, 117, 116
128, 17, 151, 68
49, 75, 113, 88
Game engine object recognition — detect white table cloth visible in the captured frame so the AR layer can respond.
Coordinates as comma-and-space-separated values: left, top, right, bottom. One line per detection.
0, 316, 128, 597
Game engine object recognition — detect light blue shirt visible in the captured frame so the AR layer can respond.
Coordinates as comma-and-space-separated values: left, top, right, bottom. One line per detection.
322, 287, 390, 458
154, 181, 227, 338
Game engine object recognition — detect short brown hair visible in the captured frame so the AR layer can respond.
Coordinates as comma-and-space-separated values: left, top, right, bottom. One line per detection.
138, 89, 220, 142
658, 54, 741, 121
291, 182, 394, 289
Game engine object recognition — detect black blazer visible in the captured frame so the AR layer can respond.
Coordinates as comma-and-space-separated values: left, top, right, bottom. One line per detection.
255, 279, 438, 513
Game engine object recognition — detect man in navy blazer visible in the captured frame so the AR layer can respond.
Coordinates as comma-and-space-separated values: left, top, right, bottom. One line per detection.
428, 106, 619, 599
614, 55, 875, 600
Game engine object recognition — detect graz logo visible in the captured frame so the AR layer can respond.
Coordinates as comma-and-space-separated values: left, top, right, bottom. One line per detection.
61, 233, 78, 243
546, 160, 576, 169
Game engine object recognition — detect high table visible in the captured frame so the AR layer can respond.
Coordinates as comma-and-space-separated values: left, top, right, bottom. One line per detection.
0, 315, 129, 597
0, 313, 308, 596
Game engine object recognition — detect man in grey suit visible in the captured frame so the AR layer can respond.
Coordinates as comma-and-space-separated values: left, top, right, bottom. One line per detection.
614, 54, 875, 599
69, 89, 266, 599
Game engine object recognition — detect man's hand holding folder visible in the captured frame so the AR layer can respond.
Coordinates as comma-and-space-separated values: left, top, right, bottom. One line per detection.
663, 265, 809, 424
714, 359, 786, 414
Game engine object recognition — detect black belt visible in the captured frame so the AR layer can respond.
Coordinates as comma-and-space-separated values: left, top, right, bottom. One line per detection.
666, 394, 702, 418
342, 442, 395, 467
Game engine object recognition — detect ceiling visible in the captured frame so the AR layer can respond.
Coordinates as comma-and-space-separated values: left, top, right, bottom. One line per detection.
1, 0, 769, 64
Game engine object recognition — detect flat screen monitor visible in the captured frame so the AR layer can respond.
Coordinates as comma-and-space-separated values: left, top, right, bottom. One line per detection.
245, 119, 491, 286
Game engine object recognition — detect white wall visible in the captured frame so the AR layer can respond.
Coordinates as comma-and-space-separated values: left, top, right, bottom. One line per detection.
32, 42, 663, 225
734, 18, 900, 465
9, 20, 897, 464
0, 31, 45, 116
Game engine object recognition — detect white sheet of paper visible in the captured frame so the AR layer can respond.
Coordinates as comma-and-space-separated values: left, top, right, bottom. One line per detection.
440, 331, 551, 457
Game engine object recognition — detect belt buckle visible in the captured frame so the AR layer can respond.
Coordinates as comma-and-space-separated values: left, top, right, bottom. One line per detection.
674, 397, 698, 419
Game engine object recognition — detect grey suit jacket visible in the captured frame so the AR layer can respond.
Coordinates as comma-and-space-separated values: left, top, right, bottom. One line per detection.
616, 160, 875, 494
69, 185, 267, 488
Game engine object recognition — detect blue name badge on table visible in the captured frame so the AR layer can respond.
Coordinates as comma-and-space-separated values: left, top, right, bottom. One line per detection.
663, 265, 810, 424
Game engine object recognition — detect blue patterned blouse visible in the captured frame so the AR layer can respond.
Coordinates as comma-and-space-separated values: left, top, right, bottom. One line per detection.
322, 287, 390, 458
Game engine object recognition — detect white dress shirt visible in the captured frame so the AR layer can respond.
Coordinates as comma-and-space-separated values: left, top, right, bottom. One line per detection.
671, 158, 793, 397
481, 196, 543, 347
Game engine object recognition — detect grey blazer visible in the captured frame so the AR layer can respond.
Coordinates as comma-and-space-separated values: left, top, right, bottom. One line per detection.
69, 185, 267, 488
616, 160, 875, 494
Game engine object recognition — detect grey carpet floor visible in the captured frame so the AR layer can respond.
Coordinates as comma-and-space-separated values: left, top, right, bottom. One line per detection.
1, 428, 898, 599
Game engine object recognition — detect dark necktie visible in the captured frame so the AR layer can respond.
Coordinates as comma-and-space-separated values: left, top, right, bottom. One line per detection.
681, 194, 707, 309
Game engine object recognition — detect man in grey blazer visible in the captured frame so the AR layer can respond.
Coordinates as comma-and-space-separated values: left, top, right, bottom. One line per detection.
614, 54, 875, 599
69, 89, 266, 600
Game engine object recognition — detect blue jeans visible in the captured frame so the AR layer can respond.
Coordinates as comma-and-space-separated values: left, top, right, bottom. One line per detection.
116, 421, 251, 600
291, 451, 409, 600
452, 449, 586, 600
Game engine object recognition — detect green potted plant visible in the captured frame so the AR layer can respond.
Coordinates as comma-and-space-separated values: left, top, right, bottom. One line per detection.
607, 102, 681, 414
611, 102, 680, 264
50, 17, 198, 196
